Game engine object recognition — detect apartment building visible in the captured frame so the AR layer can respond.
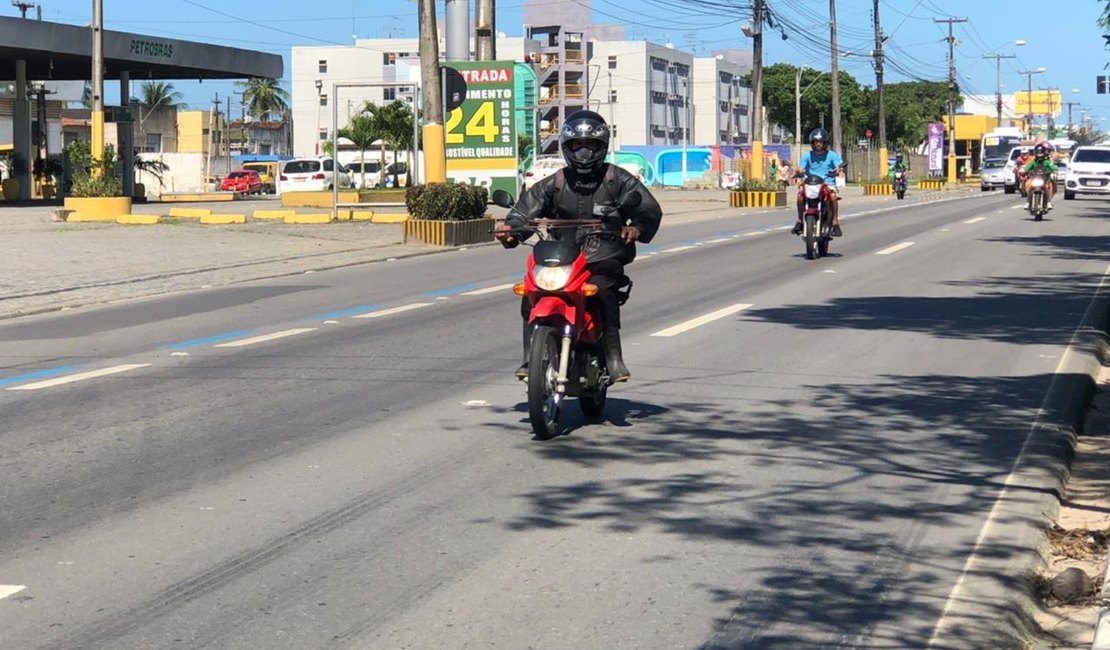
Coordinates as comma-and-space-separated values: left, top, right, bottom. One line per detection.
692, 56, 752, 147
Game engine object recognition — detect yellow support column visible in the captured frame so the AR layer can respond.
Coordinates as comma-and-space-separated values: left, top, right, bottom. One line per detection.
751, 141, 764, 181
878, 146, 889, 179
424, 123, 446, 183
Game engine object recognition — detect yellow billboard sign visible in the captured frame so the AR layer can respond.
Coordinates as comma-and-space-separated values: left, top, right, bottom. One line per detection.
1015, 90, 1062, 117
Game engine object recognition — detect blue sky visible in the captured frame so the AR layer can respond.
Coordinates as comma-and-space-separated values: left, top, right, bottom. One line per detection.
36, 0, 1110, 126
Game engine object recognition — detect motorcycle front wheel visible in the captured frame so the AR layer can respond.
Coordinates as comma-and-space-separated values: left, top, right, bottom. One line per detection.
804, 214, 818, 260
527, 325, 562, 438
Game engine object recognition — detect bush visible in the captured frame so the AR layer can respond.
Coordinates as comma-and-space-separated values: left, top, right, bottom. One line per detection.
733, 178, 783, 192
405, 183, 489, 221
67, 141, 122, 197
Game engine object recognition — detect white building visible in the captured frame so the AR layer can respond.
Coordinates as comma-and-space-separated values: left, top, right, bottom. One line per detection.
692, 56, 752, 147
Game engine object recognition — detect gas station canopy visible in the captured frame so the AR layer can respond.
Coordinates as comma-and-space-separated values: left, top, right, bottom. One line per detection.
0, 16, 282, 81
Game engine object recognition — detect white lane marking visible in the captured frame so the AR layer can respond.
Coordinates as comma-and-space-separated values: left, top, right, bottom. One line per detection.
741, 231, 763, 237
706, 237, 732, 244
1010, 204, 1024, 210
876, 241, 916, 256
941, 228, 950, 232
7, 365, 150, 391
435, 296, 450, 301
964, 216, 986, 224
822, 269, 837, 274
462, 400, 490, 407
662, 245, 696, 253
461, 283, 516, 296
651, 303, 753, 337
214, 328, 316, 348
170, 352, 189, 357
352, 303, 434, 319
324, 320, 340, 325
0, 585, 25, 599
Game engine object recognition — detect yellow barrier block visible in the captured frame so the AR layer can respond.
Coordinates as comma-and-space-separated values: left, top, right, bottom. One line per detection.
253, 209, 295, 220
351, 210, 376, 221
200, 213, 247, 224
117, 214, 162, 225
371, 213, 408, 224
67, 212, 118, 222
335, 209, 353, 221
168, 207, 212, 219
284, 213, 334, 224
863, 184, 893, 196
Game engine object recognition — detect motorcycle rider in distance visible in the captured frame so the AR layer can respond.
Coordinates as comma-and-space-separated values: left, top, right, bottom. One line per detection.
889, 154, 908, 178
494, 110, 662, 383
791, 128, 845, 237
1023, 143, 1057, 210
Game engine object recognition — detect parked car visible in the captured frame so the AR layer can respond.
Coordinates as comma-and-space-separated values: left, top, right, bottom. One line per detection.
1063, 145, 1110, 200
522, 155, 565, 191
240, 161, 278, 193
220, 169, 264, 194
278, 157, 352, 193
346, 161, 383, 189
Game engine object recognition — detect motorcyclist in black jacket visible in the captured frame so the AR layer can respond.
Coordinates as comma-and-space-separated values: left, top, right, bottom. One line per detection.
495, 110, 662, 382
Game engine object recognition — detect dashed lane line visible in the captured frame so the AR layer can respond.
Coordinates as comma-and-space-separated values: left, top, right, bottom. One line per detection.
0, 585, 25, 600
876, 242, 916, 256
651, 303, 753, 337
214, 328, 317, 348
6, 364, 151, 391
964, 217, 987, 224
460, 283, 517, 296
662, 245, 697, 253
351, 303, 434, 319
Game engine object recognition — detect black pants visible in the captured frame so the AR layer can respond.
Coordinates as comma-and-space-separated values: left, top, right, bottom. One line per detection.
520, 257, 625, 331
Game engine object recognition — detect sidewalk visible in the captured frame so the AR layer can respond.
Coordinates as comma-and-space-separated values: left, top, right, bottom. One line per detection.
0, 184, 950, 320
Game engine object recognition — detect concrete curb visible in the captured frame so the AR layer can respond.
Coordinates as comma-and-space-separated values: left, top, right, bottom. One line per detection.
927, 264, 1110, 650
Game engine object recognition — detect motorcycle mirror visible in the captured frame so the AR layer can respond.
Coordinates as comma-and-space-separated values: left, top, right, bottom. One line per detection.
620, 191, 642, 209
491, 189, 514, 208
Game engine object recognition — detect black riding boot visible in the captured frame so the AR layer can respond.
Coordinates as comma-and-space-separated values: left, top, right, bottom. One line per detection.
603, 328, 630, 382
515, 322, 531, 380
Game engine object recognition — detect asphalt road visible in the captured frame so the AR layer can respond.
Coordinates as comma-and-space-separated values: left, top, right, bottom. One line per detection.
0, 190, 1107, 649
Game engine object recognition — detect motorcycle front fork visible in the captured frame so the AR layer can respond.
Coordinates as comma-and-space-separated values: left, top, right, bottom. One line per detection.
556, 324, 573, 394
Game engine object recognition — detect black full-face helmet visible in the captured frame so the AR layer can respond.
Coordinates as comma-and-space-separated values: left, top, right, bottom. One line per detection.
1033, 143, 1050, 159
808, 127, 830, 149
560, 110, 611, 176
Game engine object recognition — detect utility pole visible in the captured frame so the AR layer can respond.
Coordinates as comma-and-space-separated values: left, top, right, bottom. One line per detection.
1066, 101, 1080, 137
794, 67, 801, 165
206, 93, 218, 193
418, 0, 445, 182
445, 0, 469, 61
829, 0, 842, 159
750, 0, 764, 180
11, 1, 36, 18
475, 0, 496, 61
91, 0, 105, 171
873, 0, 887, 177
935, 17, 966, 184
982, 53, 1016, 124
1018, 68, 1044, 138
226, 94, 232, 173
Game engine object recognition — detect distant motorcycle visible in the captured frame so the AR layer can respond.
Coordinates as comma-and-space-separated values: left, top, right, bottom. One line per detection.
798, 174, 834, 260
1026, 172, 1049, 221
892, 170, 907, 200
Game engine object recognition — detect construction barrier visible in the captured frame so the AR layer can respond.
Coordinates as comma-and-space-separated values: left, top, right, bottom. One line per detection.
728, 191, 788, 208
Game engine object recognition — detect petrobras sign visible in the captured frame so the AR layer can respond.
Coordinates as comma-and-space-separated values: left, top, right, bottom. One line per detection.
927, 122, 944, 172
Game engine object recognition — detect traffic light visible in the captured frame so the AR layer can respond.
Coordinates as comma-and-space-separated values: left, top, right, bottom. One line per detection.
1099, 76, 1108, 94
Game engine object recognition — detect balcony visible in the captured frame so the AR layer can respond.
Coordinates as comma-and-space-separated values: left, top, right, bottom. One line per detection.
538, 84, 586, 105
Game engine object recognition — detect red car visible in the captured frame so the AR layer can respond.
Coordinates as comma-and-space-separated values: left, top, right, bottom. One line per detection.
220, 170, 263, 194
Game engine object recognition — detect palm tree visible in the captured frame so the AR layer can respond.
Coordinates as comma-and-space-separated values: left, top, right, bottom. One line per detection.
138, 81, 183, 109
337, 112, 383, 189
369, 100, 415, 187
236, 77, 289, 121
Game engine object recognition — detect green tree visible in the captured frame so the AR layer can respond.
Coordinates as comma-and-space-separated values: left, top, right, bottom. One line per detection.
877, 81, 954, 150
752, 63, 872, 154
138, 81, 183, 109
337, 112, 383, 189
360, 100, 415, 187
235, 77, 289, 121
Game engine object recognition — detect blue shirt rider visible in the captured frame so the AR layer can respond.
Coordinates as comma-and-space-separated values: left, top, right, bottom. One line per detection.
792, 128, 844, 238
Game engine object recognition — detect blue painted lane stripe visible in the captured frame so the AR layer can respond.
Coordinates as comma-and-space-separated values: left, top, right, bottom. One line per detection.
0, 365, 83, 388
162, 330, 255, 350
423, 283, 480, 298
312, 304, 383, 320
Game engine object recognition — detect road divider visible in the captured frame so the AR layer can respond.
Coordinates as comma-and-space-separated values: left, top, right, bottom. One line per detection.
651, 303, 752, 337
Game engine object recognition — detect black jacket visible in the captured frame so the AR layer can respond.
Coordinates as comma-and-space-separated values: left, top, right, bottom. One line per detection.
505, 164, 663, 264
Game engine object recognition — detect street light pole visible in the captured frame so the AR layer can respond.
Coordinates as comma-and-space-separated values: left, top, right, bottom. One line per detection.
314, 79, 323, 155
91, 0, 105, 170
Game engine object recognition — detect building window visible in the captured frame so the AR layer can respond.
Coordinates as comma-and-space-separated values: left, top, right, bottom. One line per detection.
609, 89, 617, 103
720, 101, 728, 112
384, 86, 397, 101
259, 144, 272, 155
145, 133, 162, 153
383, 52, 397, 66
608, 55, 617, 69
319, 128, 328, 141
319, 94, 328, 106
318, 60, 327, 73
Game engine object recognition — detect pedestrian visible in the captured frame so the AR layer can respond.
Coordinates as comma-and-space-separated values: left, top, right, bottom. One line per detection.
769, 157, 778, 185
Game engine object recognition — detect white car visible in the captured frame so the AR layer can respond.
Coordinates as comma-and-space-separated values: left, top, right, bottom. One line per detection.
1064, 145, 1110, 200
278, 157, 352, 193
346, 161, 383, 189
522, 155, 565, 191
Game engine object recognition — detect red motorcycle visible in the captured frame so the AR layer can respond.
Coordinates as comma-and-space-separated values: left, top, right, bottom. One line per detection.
798, 174, 835, 260
493, 189, 640, 438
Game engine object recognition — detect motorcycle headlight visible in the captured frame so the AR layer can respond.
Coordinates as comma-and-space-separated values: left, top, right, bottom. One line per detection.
1031, 178, 1045, 188
805, 184, 822, 199
533, 265, 572, 291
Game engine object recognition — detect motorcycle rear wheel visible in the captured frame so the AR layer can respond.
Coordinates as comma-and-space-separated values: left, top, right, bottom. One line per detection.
527, 325, 561, 438
804, 214, 818, 260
